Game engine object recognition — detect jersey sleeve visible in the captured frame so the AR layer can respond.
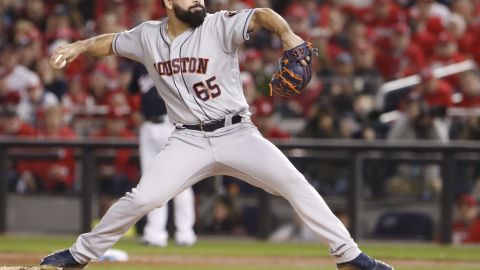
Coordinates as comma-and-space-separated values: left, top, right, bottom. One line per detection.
112, 23, 146, 63
214, 9, 256, 53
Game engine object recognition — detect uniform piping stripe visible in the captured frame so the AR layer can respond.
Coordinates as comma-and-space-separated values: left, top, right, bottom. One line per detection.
242, 9, 256, 41
179, 28, 213, 120
159, 21, 170, 47
112, 34, 120, 56
157, 23, 202, 122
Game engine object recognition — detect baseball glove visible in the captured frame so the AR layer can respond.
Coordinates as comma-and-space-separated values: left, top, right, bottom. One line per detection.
269, 41, 318, 97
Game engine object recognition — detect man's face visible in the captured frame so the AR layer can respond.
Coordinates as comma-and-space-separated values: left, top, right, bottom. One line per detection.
173, 0, 206, 28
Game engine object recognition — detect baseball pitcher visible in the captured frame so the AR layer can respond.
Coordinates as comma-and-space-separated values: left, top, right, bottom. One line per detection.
41, 1, 393, 269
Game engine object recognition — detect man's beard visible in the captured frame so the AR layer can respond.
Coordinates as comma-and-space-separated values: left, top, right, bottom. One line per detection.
173, 3, 206, 28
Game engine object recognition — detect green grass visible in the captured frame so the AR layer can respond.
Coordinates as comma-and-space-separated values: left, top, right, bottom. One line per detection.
93, 265, 479, 270
0, 235, 479, 270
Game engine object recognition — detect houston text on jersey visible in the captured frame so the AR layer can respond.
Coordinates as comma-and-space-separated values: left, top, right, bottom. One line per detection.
154, 57, 209, 76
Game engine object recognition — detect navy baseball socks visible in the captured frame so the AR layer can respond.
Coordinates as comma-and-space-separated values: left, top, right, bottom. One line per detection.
337, 252, 394, 270
40, 249, 88, 269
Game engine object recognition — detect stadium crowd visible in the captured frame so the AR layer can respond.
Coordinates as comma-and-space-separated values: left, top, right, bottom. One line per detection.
1, 0, 480, 239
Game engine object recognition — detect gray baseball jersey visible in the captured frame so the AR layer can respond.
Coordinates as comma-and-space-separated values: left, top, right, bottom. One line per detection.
68, 9, 362, 267
113, 9, 255, 124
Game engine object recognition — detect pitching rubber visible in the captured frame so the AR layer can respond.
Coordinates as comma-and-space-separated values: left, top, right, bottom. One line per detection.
0, 267, 59, 270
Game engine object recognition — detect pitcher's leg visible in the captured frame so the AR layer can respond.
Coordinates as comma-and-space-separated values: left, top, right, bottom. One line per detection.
71, 134, 214, 263
142, 207, 168, 246
214, 127, 361, 263
173, 187, 197, 245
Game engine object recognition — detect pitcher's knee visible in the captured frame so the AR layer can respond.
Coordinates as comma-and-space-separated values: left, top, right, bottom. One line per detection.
276, 170, 310, 194
287, 170, 309, 185
130, 194, 163, 213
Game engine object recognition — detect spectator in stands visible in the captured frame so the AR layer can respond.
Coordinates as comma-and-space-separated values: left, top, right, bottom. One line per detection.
96, 11, 125, 35
431, 32, 465, 70
0, 106, 40, 194
283, 3, 310, 39
94, 0, 132, 30
456, 71, 480, 108
344, 19, 368, 52
92, 107, 138, 215
458, 116, 480, 141
389, 97, 448, 141
412, 68, 453, 109
35, 57, 69, 101
352, 0, 406, 50
13, 19, 43, 70
429, 31, 466, 91
301, 107, 339, 138
251, 98, 291, 139
352, 95, 377, 140
325, 7, 348, 52
87, 63, 116, 107
23, 0, 47, 32
202, 182, 246, 236
453, 194, 480, 244
387, 98, 445, 199
240, 71, 257, 105
455, 0, 480, 64
61, 75, 92, 128
16, 73, 59, 125
0, 45, 40, 101
446, 13, 467, 41
0, 106, 37, 137
16, 106, 76, 194
338, 114, 358, 139
132, 0, 166, 23
375, 23, 426, 80
409, 0, 452, 31
352, 41, 382, 95
320, 52, 356, 116
208, 0, 230, 12
242, 49, 270, 97
0, 72, 20, 107
44, 5, 79, 46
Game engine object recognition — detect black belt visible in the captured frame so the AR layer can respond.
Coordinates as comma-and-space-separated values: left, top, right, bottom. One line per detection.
144, 115, 165, 123
180, 115, 242, 132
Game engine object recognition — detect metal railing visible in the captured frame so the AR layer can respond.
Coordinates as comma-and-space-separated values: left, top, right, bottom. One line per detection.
375, 60, 477, 110
1, 137, 480, 243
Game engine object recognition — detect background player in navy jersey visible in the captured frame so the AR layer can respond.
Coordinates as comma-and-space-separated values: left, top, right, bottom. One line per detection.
129, 63, 197, 247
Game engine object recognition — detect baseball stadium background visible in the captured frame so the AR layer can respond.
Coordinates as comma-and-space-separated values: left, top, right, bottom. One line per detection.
1, 0, 480, 269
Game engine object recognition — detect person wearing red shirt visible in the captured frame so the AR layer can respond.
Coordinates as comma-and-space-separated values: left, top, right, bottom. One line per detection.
283, 4, 310, 40
453, 194, 480, 244
87, 63, 117, 107
431, 32, 466, 67
375, 23, 426, 80
352, 0, 406, 50
16, 106, 77, 193
0, 106, 39, 194
0, 106, 37, 136
413, 69, 453, 109
0, 74, 21, 108
456, 71, 480, 108
251, 98, 291, 139
451, 0, 480, 64
429, 32, 466, 87
92, 107, 138, 214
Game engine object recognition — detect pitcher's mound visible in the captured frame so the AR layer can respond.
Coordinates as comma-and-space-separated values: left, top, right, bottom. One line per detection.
0, 267, 58, 270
